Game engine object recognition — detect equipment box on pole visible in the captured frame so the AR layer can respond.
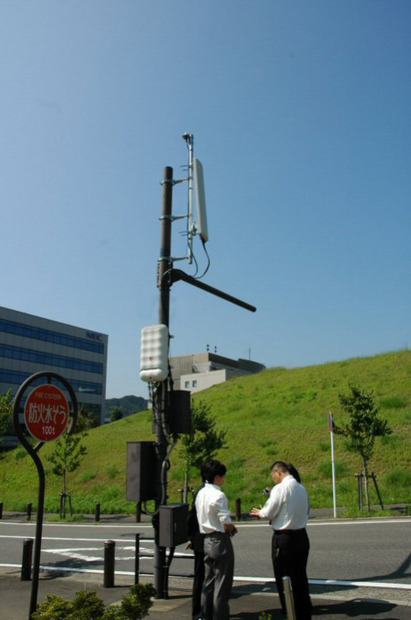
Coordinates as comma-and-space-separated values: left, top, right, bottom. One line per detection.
159, 504, 189, 547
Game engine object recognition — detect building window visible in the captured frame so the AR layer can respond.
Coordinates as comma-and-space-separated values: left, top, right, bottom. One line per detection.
0, 318, 105, 354
192, 380, 197, 387
184, 381, 190, 388
0, 344, 103, 374
0, 369, 103, 395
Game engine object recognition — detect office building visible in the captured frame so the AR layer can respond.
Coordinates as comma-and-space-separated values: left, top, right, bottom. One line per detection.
0, 306, 108, 424
170, 352, 265, 394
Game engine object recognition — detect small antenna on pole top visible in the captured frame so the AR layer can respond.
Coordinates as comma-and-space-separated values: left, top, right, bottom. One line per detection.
182, 133, 209, 263
182, 133, 195, 263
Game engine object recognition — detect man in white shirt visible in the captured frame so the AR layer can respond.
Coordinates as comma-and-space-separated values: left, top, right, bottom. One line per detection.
251, 461, 311, 619
195, 460, 237, 620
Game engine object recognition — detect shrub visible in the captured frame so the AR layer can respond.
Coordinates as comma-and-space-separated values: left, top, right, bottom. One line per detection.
32, 584, 156, 620
72, 590, 105, 619
32, 595, 73, 620
118, 583, 156, 619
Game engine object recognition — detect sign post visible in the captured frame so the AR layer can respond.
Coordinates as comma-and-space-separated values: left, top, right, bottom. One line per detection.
13, 372, 77, 619
328, 412, 338, 519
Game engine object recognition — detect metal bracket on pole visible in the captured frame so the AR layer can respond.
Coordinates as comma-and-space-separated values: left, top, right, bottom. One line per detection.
159, 214, 187, 222
160, 178, 187, 186
171, 268, 257, 313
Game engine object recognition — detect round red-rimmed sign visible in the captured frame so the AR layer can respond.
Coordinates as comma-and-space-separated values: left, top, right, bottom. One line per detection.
24, 384, 70, 442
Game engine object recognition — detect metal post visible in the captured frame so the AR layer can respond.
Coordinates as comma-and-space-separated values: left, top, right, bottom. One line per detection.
235, 498, 242, 521
136, 501, 141, 523
0, 501, 3, 519
12, 371, 79, 620
95, 503, 101, 522
60, 493, 65, 519
104, 540, 115, 588
134, 533, 140, 585
355, 473, 363, 510
152, 166, 174, 599
358, 473, 363, 510
282, 576, 296, 620
371, 472, 384, 510
21, 538, 34, 581
31, 467, 45, 616
27, 502, 32, 521
329, 415, 338, 519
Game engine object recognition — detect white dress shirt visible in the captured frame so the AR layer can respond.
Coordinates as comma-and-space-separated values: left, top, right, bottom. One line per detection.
195, 482, 233, 534
259, 475, 309, 530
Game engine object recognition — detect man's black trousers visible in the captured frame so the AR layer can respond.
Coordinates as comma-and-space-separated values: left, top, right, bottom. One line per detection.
272, 528, 312, 620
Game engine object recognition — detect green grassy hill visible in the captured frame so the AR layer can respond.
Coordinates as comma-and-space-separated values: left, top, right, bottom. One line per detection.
1, 350, 410, 515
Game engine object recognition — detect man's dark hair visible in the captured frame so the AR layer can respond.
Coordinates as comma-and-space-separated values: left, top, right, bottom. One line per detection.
287, 463, 301, 483
201, 459, 227, 483
270, 461, 290, 474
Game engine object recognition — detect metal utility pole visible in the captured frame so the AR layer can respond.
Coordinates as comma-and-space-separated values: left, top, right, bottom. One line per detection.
149, 159, 255, 599
152, 166, 174, 598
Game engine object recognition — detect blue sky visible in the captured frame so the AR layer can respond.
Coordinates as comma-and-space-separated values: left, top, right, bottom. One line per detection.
1, 1, 410, 398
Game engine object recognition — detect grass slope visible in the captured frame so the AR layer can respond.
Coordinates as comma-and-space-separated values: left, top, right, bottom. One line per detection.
1, 351, 410, 515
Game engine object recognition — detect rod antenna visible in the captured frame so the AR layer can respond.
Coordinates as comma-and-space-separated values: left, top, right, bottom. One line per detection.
182, 132, 194, 263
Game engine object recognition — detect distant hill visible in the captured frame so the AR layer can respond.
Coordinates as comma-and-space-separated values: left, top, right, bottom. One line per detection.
105, 395, 148, 418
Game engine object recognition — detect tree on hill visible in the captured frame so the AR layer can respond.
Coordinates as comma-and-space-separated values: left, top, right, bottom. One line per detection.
111, 406, 123, 422
75, 407, 100, 433
334, 384, 392, 511
0, 390, 13, 445
46, 430, 87, 517
180, 401, 228, 502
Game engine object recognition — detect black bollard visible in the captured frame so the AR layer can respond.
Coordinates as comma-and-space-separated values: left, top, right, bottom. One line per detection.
136, 501, 141, 523
21, 538, 34, 581
27, 502, 32, 521
0, 501, 3, 519
104, 540, 115, 588
235, 498, 242, 521
95, 503, 101, 522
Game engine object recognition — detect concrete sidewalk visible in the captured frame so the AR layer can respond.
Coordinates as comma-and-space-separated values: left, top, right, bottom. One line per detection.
0, 569, 409, 620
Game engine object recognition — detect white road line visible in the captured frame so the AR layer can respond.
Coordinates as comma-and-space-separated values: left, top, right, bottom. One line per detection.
0, 521, 153, 529
233, 575, 411, 590
0, 535, 154, 543
237, 518, 411, 527
42, 545, 156, 562
1, 518, 409, 529
0, 562, 409, 591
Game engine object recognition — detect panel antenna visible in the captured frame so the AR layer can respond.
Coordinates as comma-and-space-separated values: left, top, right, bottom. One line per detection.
193, 157, 209, 243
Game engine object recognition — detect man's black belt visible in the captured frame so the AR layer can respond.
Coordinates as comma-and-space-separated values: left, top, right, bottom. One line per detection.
274, 528, 305, 534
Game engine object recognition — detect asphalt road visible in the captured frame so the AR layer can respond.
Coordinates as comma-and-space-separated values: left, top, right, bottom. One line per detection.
0, 516, 410, 588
